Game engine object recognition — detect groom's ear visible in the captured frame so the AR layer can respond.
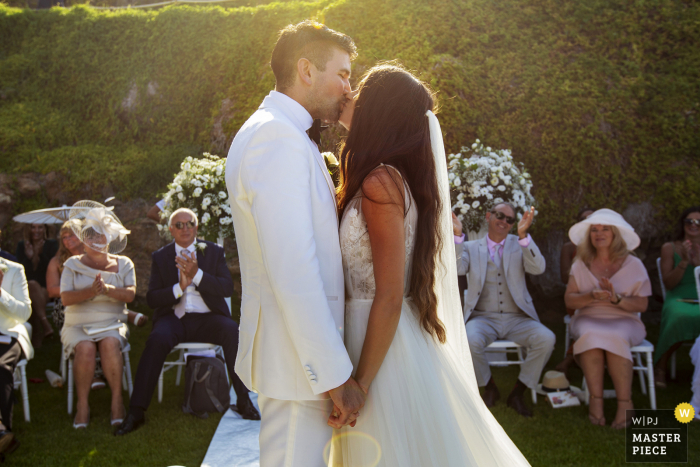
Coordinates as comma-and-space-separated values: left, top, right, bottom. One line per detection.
296, 58, 314, 87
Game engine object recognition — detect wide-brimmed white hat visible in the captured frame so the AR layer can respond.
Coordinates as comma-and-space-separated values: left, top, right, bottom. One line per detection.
568, 208, 640, 250
69, 200, 130, 254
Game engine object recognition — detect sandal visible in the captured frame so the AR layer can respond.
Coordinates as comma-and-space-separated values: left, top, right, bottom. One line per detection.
73, 410, 90, 429
111, 405, 126, 426
588, 394, 606, 426
611, 399, 635, 430
91, 377, 106, 390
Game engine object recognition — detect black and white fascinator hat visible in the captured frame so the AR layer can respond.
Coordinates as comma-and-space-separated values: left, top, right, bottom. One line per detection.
69, 200, 130, 254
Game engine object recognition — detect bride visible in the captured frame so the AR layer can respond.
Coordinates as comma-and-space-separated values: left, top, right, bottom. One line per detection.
329, 63, 531, 466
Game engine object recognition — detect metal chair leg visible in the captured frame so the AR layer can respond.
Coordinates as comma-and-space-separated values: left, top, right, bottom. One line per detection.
20, 364, 30, 422
67, 359, 74, 415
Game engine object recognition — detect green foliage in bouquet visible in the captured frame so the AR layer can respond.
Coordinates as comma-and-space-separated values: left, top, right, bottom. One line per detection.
449, 140, 536, 233
159, 154, 233, 241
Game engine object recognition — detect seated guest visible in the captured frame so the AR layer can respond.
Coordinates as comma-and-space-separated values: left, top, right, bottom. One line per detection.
60, 201, 135, 428
0, 258, 34, 457
565, 209, 651, 429
48, 220, 147, 391
15, 223, 58, 346
115, 208, 259, 436
555, 207, 594, 375
0, 229, 17, 263
655, 206, 700, 387
146, 198, 168, 223
457, 202, 554, 417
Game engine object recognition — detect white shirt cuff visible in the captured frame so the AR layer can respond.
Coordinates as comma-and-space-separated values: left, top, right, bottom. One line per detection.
518, 234, 532, 248
192, 269, 203, 286
454, 233, 465, 244
173, 283, 183, 299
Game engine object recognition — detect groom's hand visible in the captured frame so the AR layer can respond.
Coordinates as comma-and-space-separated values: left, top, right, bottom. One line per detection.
327, 376, 366, 429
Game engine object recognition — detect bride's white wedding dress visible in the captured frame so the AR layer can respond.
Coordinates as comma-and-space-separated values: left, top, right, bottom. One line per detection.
333, 165, 531, 467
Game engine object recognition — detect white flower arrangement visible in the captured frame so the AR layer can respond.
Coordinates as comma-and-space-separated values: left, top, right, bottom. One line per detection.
448, 140, 536, 233
159, 153, 234, 241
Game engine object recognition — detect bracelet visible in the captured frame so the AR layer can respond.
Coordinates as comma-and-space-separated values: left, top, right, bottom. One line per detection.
611, 293, 622, 305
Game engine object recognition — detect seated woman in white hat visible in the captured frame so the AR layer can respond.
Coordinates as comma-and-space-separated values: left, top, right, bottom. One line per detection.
564, 209, 651, 429
60, 201, 135, 429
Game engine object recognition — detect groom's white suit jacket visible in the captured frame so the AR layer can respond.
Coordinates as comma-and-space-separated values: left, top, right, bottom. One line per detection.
225, 91, 352, 401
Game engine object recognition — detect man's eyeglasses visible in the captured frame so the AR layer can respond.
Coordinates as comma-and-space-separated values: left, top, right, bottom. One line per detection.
684, 219, 700, 227
173, 221, 196, 230
490, 211, 516, 225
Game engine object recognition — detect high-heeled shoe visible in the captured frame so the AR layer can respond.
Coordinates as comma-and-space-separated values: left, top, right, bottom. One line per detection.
611, 399, 635, 430
588, 394, 606, 426
73, 410, 90, 429
111, 405, 126, 426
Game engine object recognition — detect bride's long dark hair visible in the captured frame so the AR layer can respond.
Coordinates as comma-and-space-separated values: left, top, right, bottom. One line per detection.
337, 63, 446, 343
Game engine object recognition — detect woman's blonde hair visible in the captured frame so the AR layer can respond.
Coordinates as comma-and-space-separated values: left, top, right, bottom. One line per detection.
22, 223, 48, 271
56, 220, 81, 274
576, 225, 629, 266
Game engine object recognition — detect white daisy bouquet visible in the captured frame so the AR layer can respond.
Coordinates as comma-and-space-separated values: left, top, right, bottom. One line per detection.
448, 140, 536, 233
159, 153, 234, 241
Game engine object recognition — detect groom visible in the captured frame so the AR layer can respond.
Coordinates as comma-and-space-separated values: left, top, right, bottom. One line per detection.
225, 21, 365, 466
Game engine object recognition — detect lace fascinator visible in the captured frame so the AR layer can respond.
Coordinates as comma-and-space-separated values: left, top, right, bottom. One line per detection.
69, 200, 130, 254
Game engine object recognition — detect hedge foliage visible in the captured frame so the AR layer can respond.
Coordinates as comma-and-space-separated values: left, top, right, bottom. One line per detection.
1, 0, 699, 232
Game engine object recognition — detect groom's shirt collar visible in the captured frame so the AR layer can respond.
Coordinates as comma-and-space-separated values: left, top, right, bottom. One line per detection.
264, 91, 314, 133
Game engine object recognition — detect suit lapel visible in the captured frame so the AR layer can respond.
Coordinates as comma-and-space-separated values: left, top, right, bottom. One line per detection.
503, 236, 512, 275
311, 150, 339, 223
165, 242, 178, 286
478, 236, 489, 289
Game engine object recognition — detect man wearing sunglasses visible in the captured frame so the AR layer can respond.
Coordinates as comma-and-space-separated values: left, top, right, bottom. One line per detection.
455, 203, 555, 418
115, 208, 260, 436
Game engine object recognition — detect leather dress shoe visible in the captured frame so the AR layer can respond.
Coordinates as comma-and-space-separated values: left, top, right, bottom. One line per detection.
481, 383, 500, 408
0, 431, 13, 455
113, 413, 145, 436
234, 397, 261, 420
507, 392, 533, 418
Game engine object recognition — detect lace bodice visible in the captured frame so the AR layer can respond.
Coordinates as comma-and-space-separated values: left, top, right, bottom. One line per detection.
339, 167, 417, 300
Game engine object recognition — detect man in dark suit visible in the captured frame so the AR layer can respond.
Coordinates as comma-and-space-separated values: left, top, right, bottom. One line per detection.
115, 208, 259, 436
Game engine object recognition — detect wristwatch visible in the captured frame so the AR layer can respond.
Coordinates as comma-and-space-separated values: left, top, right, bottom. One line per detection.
611, 293, 623, 305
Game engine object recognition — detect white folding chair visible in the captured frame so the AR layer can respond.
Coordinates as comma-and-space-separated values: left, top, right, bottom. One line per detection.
67, 343, 133, 414
485, 340, 538, 404
13, 359, 29, 422
563, 315, 571, 358
578, 310, 657, 410
157, 343, 225, 403
463, 290, 538, 404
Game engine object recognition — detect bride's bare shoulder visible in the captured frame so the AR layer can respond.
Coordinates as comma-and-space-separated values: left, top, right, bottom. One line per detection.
361, 165, 405, 207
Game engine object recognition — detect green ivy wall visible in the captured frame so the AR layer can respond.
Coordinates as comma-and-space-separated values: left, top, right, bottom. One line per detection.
1, 0, 698, 232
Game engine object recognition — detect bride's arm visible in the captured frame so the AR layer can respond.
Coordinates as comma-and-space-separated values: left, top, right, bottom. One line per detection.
354, 170, 406, 392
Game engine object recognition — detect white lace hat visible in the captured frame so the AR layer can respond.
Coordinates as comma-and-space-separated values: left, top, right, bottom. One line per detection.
69, 200, 130, 254
568, 208, 640, 250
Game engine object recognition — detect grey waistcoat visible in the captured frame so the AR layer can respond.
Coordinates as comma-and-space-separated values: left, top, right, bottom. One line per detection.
474, 254, 521, 313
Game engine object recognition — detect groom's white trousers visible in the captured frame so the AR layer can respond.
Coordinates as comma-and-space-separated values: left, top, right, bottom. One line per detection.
258, 394, 333, 467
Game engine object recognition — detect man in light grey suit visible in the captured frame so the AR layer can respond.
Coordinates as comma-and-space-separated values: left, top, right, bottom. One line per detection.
456, 203, 555, 417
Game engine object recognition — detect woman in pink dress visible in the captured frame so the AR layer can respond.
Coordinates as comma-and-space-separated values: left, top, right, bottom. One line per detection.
564, 209, 651, 429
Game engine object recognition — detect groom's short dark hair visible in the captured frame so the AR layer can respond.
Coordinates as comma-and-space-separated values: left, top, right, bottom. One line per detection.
271, 21, 357, 91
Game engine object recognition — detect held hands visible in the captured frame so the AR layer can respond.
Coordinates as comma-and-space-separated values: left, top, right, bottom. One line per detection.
91, 273, 112, 297
681, 240, 700, 266
176, 251, 198, 289
517, 206, 536, 239
327, 376, 367, 429
592, 277, 617, 303
452, 212, 463, 237
24, 242, 34, 260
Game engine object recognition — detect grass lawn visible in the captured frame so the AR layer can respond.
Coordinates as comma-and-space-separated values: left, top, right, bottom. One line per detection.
8, 299, 700, 466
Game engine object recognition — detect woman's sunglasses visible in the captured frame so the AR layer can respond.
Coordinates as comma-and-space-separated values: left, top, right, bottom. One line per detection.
490, 211, 516, 225
173, 221, 196, 230
684, 219, 700, 227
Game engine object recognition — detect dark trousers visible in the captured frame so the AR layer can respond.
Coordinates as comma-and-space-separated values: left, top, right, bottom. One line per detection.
130, 313, 250, 412
0, 339, 23, 431
458, 274, 468, 310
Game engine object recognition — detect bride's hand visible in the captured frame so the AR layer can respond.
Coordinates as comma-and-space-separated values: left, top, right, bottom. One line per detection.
339, 90, 358, 131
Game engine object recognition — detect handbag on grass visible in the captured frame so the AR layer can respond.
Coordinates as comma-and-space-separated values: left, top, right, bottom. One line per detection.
182, 355, 230, 419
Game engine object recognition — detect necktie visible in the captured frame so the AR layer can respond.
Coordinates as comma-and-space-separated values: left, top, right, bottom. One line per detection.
493, 244, 502, 267
306, 119, 327, 146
